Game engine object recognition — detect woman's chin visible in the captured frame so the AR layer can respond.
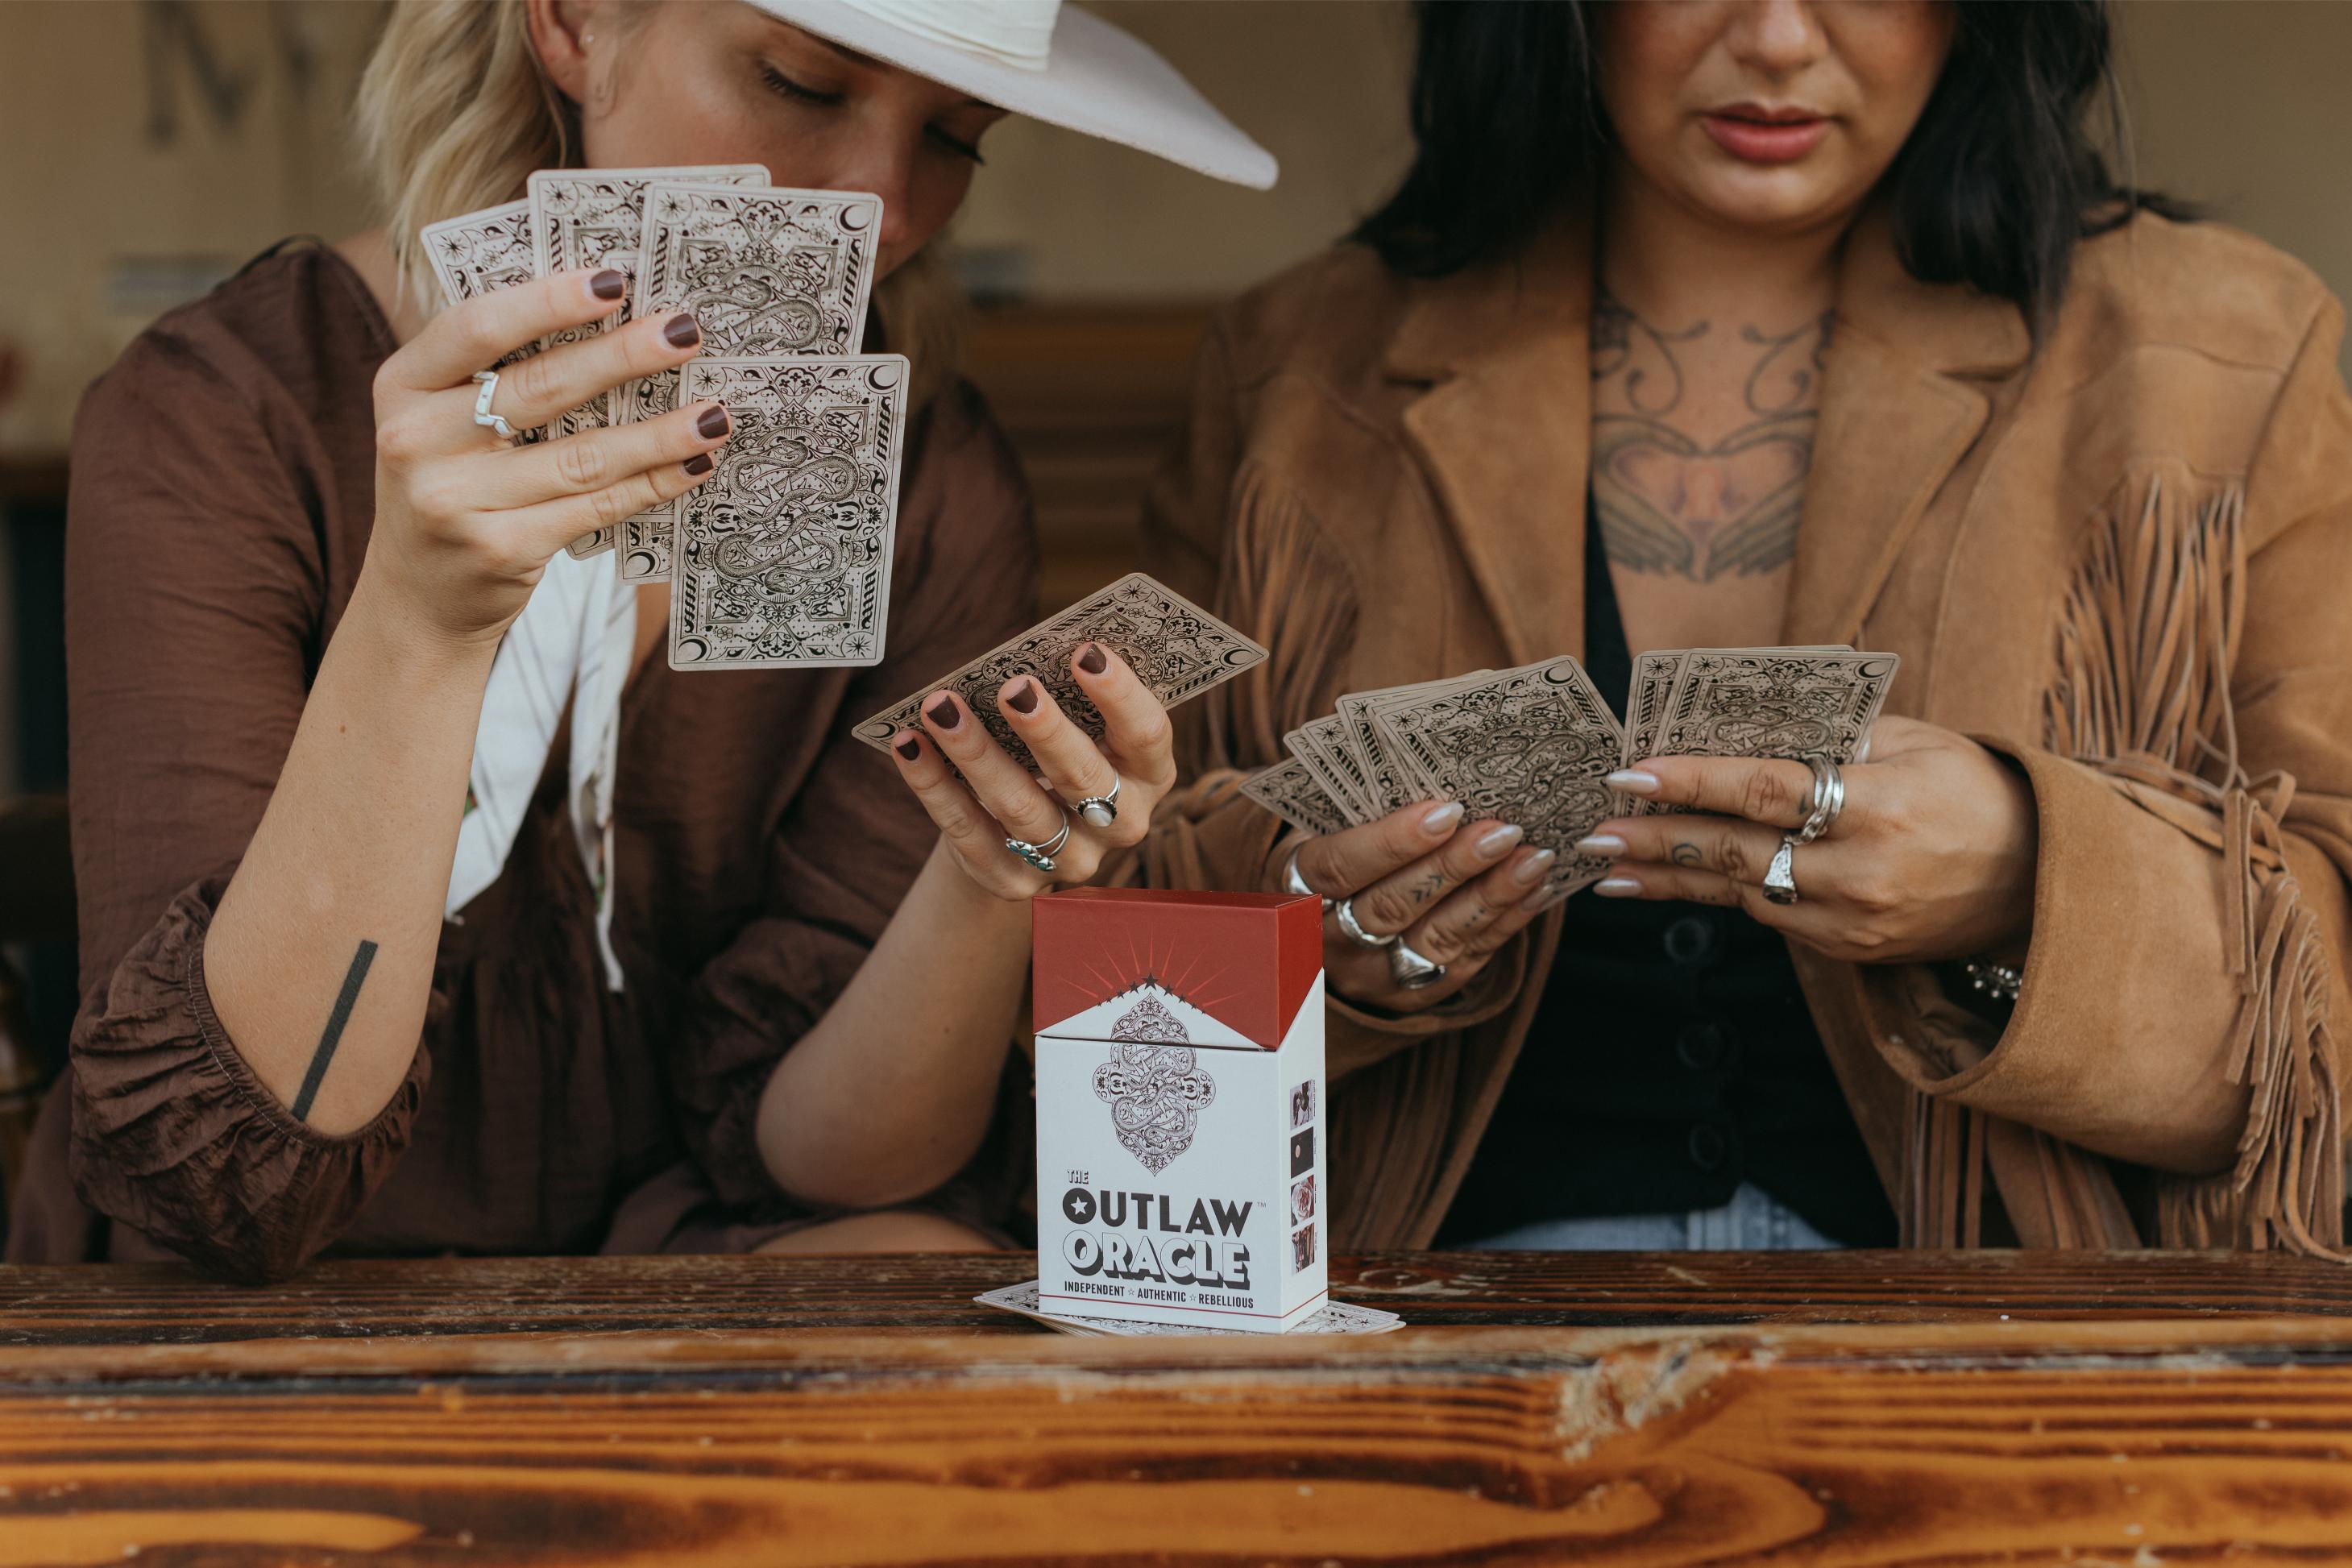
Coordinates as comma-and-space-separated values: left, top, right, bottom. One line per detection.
1672, 163, 1873, 239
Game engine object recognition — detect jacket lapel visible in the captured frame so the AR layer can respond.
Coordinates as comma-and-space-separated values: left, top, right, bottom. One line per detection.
1784, 209, 2032, 645
1389, 222, 1594, 665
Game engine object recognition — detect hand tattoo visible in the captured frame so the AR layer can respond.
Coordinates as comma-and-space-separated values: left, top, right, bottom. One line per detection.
1590, 288, 1831, 583
1671, 842, 1706, 868
290, 940, 379, 1122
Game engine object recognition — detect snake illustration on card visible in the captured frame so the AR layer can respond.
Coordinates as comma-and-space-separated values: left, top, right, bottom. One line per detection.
1239, 756, 1352, 839
852, 573, 1267, 774
1371, 657, 1625, 902
1655, 649, 1897, 765
612, 183, 881, 581
669, 355, 907, 669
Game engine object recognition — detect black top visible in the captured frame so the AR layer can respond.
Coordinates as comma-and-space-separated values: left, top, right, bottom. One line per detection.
1436, 512, 1897, 1247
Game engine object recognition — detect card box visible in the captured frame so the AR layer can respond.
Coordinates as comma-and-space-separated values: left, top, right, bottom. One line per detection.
1032, 888, 1326, 1332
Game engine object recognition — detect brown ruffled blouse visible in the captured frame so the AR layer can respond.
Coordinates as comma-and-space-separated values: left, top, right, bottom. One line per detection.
6, 242, 1037, 1280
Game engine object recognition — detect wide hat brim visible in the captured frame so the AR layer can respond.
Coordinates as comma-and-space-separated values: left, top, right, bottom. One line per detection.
747, 0, 1278, 189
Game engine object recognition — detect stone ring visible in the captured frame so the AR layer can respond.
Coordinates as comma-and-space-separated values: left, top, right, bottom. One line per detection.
1072, 776, 1120, 830
1006, 816, 1072, 874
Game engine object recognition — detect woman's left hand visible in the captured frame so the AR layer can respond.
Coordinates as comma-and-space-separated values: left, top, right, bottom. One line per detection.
888, 641, 1176, 899
1581, 716, 2038, 964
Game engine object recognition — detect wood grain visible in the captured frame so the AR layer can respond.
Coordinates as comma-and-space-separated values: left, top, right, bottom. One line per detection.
6, 1253, 2352, 1565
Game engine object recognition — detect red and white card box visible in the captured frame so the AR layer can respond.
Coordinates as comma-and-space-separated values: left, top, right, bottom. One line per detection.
1031, 888, 1326, 1332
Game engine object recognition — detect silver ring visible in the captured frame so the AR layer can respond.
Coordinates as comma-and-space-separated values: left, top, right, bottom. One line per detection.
1762, 835, 1801, 904
471, 370, 516, 440
1387, 940, 1448, 990
1005, 816, 1072, 874
1072, 776, 1120, 830
1793, 753, 1845, 845
1334, 897, 1396, 949
1282, 846, 1333, 909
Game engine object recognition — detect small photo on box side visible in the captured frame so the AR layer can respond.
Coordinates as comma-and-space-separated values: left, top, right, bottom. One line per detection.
1291, 1174, 1316, 1224
1291, 1222, 1317, 1273
1290, 1126, 1314, 1179
1290, 1080, 1317, 1128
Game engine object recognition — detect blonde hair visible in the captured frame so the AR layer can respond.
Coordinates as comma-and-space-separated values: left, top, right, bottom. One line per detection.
353, 0, 960, 404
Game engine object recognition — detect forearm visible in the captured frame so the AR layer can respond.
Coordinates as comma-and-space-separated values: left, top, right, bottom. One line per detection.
756, 840, 1031, 1208
203, 574, 495, 1135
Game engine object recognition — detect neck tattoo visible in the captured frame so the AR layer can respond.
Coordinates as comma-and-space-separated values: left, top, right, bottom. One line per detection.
1589, 287, 1832, 582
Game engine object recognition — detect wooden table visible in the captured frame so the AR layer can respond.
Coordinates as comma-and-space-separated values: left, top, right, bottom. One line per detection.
5, 1250, 2351, 1565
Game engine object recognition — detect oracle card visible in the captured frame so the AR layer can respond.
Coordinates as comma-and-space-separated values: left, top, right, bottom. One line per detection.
623, 182, 879, 428
1283, 713, 1377, 825
1337, 673, 1492, 816
973, 1281, 1402, 1338
669, 355, 908, 669
421, 199, 549, 446
1371, 657, 1625, 904
1655, 648, 1897, 767
851, 573, 1268, 774
1238, 756, 1351, 839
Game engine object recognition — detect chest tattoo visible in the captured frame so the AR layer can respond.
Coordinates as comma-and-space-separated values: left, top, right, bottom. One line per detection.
1590, 288, 1831, 582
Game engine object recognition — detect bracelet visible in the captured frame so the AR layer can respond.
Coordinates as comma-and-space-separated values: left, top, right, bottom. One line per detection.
1963, 959, 2023, 1004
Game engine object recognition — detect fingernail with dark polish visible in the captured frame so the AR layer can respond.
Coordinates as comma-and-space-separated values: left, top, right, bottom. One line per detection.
682, 453, 714, 476
696, 404, 729, 438
925, 695, 961, 729
664, 312, 702, 348
894, 734, 922, 761
1076, 642, 1107, 674
1006, 678, 1039, 714
591, 269, 626, 300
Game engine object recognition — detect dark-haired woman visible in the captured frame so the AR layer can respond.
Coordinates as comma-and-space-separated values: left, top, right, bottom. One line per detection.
1139, 0, 2352, 1255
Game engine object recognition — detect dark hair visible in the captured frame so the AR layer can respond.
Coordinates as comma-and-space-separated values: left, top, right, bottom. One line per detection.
1354, 0, 2186, 329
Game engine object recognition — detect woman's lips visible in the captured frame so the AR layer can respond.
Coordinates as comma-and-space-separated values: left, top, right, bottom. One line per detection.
1701, 108, 1831, 165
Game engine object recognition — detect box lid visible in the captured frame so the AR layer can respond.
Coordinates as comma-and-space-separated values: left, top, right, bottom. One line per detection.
1032, 888, 1321, 1049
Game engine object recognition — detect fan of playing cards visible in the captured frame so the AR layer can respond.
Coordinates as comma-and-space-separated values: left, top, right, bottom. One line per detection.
1242, 647, 1899, 906
424, 166, 903, 669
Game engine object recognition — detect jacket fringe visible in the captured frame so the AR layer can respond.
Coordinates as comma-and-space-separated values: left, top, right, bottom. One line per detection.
2032, 474, 2345, 1258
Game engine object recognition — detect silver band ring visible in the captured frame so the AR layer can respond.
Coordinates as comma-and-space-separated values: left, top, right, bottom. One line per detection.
471, 370, 516, 440
1072, 776, 1120, 830
1334, 897, 1396, 949
1005, 816, 1072, 874
1283, 845, 1333, 909
1762, 835, 1801, 905
1794, 753, 1845, 844
1388, 940, 1448, 990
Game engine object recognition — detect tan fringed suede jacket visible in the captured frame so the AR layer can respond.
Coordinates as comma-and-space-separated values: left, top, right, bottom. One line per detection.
1135, 209, 2352, 1256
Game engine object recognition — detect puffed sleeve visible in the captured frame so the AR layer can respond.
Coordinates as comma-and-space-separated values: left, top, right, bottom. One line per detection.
664, 380, 1039, 1206
63, 334, 429, 1284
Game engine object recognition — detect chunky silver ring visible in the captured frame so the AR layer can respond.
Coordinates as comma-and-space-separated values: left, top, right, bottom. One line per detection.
1793, 753, 1845, 845
471, 370, 516, 440
1005, 816, 1072, 874
1334, 897, 1396, 949
1283, 846, 1333, 909
1072, 776, 1120, 830
1762, 835, 1802, 904
1388, 940, 1448, 990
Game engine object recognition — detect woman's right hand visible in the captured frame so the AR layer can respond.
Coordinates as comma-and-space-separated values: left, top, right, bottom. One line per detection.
363, 266, 735, 647
1277, 801, 1558, 1012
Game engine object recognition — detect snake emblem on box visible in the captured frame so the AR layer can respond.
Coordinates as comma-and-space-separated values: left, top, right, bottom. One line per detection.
1093, 995, 1217, 1174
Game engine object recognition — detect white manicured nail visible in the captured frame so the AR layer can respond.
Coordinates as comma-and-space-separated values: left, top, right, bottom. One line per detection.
1595, 877, 1642, 897
1420, 802, 1464, 835
1575, 834, 1626, 857
1475, 823, 1523, 857
1605, 770, 1661, 797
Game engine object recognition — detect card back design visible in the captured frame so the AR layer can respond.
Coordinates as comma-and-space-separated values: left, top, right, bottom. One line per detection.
669, 355, 907, 669
1238, 757, 1350, 839
1657, 649, 1898, 765
851, 573, 1268, 774
421, 200, 549, 445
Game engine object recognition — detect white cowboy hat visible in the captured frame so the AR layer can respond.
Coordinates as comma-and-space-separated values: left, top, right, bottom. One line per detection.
746, 0, 1278, 189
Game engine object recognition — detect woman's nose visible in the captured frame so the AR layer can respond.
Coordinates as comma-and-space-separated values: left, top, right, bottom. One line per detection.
1725, 0, 1829, 78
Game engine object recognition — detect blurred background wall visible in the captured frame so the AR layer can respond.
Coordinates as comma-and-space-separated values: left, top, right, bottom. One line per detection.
1, 1, 2350, 1081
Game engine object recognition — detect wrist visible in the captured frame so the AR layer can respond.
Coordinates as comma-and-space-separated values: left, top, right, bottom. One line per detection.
343, 566, 504, 689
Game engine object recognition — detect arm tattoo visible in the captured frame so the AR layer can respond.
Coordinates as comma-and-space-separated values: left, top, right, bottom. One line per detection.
289, 940, 380, 1122
1590, 288, 1831, 582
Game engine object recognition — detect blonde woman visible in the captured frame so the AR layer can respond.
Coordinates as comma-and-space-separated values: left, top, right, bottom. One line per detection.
7, 0, 1273, 1280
